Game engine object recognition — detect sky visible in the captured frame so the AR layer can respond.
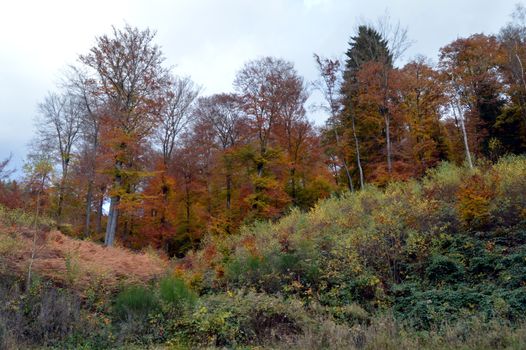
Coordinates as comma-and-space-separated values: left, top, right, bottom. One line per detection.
0, 0, 518, 176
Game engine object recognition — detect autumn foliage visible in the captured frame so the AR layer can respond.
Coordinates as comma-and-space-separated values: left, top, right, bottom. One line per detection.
0, 14, 523, 258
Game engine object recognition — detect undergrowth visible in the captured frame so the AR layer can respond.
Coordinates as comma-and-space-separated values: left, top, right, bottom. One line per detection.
1, 156, 526, 349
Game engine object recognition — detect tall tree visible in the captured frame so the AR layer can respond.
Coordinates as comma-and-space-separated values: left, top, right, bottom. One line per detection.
65, 67, 105, 237
314, 54, 360, 190
497, 4, 526, 154
79, 25, 170, 246
36, 91, 83, 224
439, 34, 503, 167
234, 57, 299, 218
342, 21, 409, 180
398, 58, 448, 175
194, 94, 246, 214
342, 25, 394, 179
156, 76, 199, 166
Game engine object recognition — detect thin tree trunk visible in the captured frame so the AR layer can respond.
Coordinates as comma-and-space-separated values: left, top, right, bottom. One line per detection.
514, 49, 526, 125
453, 102, 473, 169
384, 113, 392, 175
84, 180, 93, 238
185, 184, 191, 231
350, 113, 364, 189
226, 173, 232, 211
57, 165, 68, 225
27, 177, 44, 291
96, 192, 103, 234
105, 159, 122, 247
333, 128, 354, 192
290, 167, 297, 205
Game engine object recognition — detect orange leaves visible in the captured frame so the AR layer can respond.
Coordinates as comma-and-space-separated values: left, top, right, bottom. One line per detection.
456, 174, 494, 228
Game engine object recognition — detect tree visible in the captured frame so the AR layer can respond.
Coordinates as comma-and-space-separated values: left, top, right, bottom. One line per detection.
497, 5, 526, 154
234, 57, 299, 218
342, 21, 409, 180
342, 25, 393, 182
36, 91, 83, 224
499, 4, 526, 126
63, 66, 107, 237
398, 57, 448, 175
439, 34, 503, 168
156, 76, 199, 166
79, 25, 170, 246
314, 54, 361, 190
140, 76, 198, 248
23, 157, 53, 290
272, 67, 311, 205
194, 94, 246, 215
0, 154, 14, 180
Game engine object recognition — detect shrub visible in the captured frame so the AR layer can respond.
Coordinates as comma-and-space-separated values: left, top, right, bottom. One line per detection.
329, 303, 370, 326
114, 285, 158, 320
176, 292, 313, 347
457, 174, 494, 229
426, 255, 465, 284
159, 276, 197, 309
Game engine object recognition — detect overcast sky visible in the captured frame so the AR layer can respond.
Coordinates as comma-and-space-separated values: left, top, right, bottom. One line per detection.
0, 0, 517, 175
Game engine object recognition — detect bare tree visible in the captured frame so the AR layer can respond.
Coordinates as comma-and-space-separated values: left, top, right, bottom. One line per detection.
36, 91, 83, 224
234, 57, 300, 177
156, 76, 199, 165
314, 54, 362, 190
64, 66, 105, 237
194, 94, 245, 211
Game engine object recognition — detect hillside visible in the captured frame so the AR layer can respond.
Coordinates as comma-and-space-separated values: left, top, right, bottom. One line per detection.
1, 156, 526, 349
0, 214, 166, 293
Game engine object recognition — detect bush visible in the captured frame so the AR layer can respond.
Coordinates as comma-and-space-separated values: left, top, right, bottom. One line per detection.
174, 291, 313, 347
159, 276, 197, 309
426, 255, 465, 284
329, 303, 370, 326
114, 285, 158, 320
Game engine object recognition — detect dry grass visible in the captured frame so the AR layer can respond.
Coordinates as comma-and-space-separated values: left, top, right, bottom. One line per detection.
0, 225, 167, 294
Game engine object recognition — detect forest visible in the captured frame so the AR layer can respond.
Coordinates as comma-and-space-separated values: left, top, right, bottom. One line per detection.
0, 4, 526, 350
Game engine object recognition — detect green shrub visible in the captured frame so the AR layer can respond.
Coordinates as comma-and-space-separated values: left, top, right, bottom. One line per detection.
426, 255, 465, 284
329, 303, 370, 326
173, 291, 313, 347
114, 285, 158, 320
159, 276, 197, 309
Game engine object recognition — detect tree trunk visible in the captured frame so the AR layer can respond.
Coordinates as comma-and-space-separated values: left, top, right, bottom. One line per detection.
459, 112, 473, 169
454, 102, 473, 169
514, 49, 526, 125
350, 113, 364, 189
84, 180, 93, 238
104, 195, 119, 246
384, 113, 392, 175
333, 128, 354, 192
184, 175, 191, 232
57, 164, 69, 225
96, 187, 104, 234
226, 173, 232, 211
57, 179, 65, 225
290, 167, 297, 205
